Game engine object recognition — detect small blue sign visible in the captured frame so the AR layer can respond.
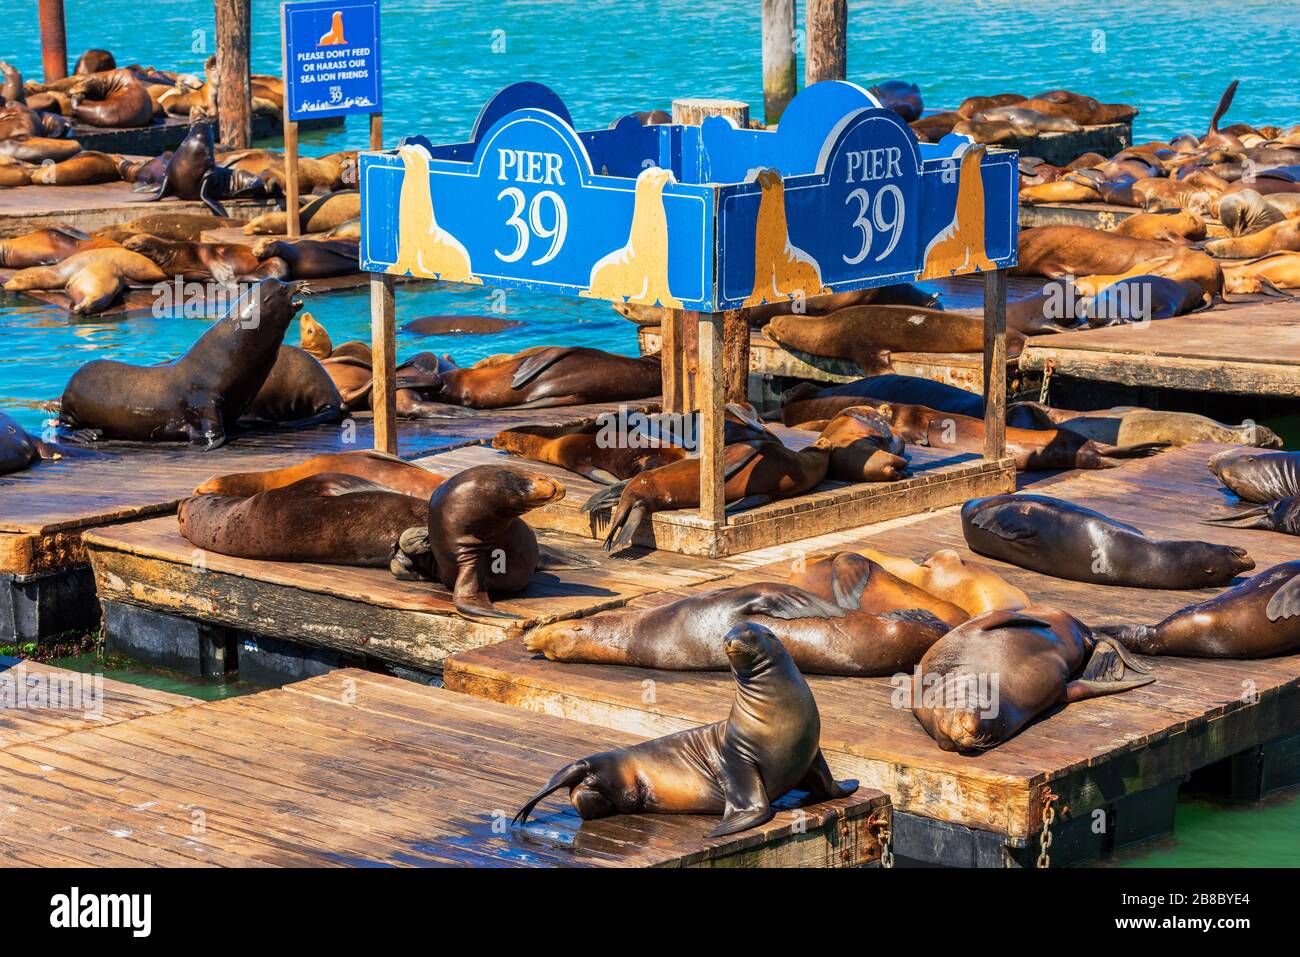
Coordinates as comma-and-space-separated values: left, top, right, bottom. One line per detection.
282, 0, 382, 121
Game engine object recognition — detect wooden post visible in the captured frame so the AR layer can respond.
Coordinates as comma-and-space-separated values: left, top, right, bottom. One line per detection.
761, 0, 796, 125
370, 112, 383, 150
722, 309, 750, 404
697, 311, 727, 538
805, 0, 847, 86
672, 98, 750, 129
282, 116, 301, 237
37, 0, 68, 83
983, 268, 1007, 462
370, 272, 397, 454
216, 0, 253, 148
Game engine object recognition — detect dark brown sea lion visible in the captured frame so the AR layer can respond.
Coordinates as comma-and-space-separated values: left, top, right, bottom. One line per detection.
59, 277, 301, 448
1078, 275, 1208, 324
119, 150, 172, 187
492, 420, 687, 484
194, 450, 444, 498
1204, 497, 1300, 536
1020, 90, 1138, 126
178, 473, 427, 566
0, 409, 58, 475
0, 226, 116, 268
962, 494, 1254, 588
320, 351, 471, 419
790, 552, 968, 626
869, 80, 923, 122
816, 406, 909, 482
122, 234, 288, 283
4, 247, 167, 314
27, 150, 123, 186
67, 69, 152, 127
851, 546, 1030, 615
251, 238, 358, 279
145, 120, 277, 216
516, 621, 857, 837
75, 50, 117, 75
391, 464, 564, 619
1218, 189, 1289, 236
402, 315, 524, 336
526, 581, 948, 676
911, 606, 1154, 752
1210, 448, 1300, 503
1201, 80, 1244, 150
1014, 226, 1177, 278
241, 345, 345, 425
1100, 562, 1300, 658
428, 346, 661, 410
909, 111, 961, 141
780, 374, 984, 424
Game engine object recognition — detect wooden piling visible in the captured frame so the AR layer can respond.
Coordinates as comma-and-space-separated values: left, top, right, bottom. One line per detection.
37, 0, 68, 83
761, 0, 797, 125
805, 0, 847, 86
671, 98, 750, 129
215, 0, 254, 149
370, 272, 397, 455
983, 268, 1007, 461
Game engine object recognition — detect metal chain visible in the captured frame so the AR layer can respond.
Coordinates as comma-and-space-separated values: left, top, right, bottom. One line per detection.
1036, 790, 1058, 869
869, 812, 894, 868
1038, 359, 1055, 406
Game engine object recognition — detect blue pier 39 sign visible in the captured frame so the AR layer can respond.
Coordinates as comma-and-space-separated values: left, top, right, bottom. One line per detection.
360, 81, 1017, 312
282, 0, 382, 122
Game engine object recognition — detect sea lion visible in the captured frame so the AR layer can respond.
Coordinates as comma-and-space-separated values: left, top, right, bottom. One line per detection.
781, 375, 984, 425
28, 150, 123, 186
1014, 226, 1183, 279
240, 189, 360, 235
1222, 251, 1300, 292
492, 420, 687, 484
0, 60, 24, 103
816, 406, 910, 482
596, 438, 831, 550
1204, 498, 1300, 536
1218, 189, 1289, 237
1055, 410, 1281, 449
611, 288, 887, 328
909, 111, 961, 141
251, 238, 358, 279
911, 606, 1154, 752
1202, 80, 1243, 150
1099, 562, 1300, 658
241, 345, 345, 425
178, 473, 427, 566
1019, 90, 1138, 126
122, 234, 289, 283
145, 120, 277, 216
0, 409, 57, 475
1112, 209, 1207, 244
957, 93, 1026, 119
74, 50, 116, 75
1205, 219, 1300, 258
427, 346, 662, 410
952, 118, 1020, 144
298, 312, 334, 359
790, 552, 968, 626
1077, 274, 1208, 324
402, 314, 524, 336
59, 277, 301, 448
320, 350, 471, 419
763, 304, 1024, 374
962, 494, 1254, 588
0, 135, 82, 163
869, 80, 923, 122
516, 621, 857, 837
97, 212, 238, 242
850, 546, 1030, 615
119, 150, 172, 187
67, 69, 152, 127
0, 226, 116, 268
391, 464, 564, 619
194, 450, 444, 498
4, 246, 167, 313
971, 105, 1081, 134
525, 581, 949, 676
1209, 448, 1300, 503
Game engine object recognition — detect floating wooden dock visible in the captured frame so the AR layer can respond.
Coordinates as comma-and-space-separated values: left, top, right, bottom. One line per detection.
444, 445, 1300, 866
1019, 200, 1138, 231
0, 667, 890, 867
66, 113, 342, 157
1003, 122, 1131, 167
1019, 296, 1300, 398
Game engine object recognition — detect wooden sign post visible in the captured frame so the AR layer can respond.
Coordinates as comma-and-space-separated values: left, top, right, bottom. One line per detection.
806, 0, 847, 85
360, 82, 1019, 555
215, 0, 253, 149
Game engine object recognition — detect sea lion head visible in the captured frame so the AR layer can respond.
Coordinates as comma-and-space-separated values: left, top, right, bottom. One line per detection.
1187, 541, 1255, 585
227, 276, 303, 332
445, 465, 565, 522
298, 312, 332, 359
722, 621, 784, 677
121, 233, 174, 267
927, 695, 999, 753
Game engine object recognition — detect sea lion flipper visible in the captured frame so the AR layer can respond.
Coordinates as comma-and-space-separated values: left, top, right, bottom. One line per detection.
725, 494, 771, 514
572, 464, 621, 485
512, 759, 589, 827
198, 171, 230, 218
795, 750, 858, 800
509, 346, 576, 389
1265, 571, 1300, 622
737, 583, 845, 620
1064, 674, 1156, 703
582, 481, 627, 514
1064, 637, 1156, 702
390, 525, 435, 581
708, 753, 772, 839
452, 559, 521, 621
969, 506, 1040, 542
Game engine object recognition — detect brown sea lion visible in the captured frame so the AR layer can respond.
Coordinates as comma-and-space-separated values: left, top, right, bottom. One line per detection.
1014, 226, 1175, 278
0, 135, 82, 163
1209, 448, 1300, 503
957, 93, 1026, 119
516, 621, 857, 837
952, 118, 1019, 144
971, 106, 1081, 133
241, 345, 345, 425
1056, 410, 1282, 449
1100, 562, 1300, 658
1, 409, 58, 475
1074, 247, 1223, 299
790, 552, 968, 626
1018, 177, 1103, 204
492, 420, 687, 484
402, 315, 524, 336
251, 238, 358, 279
1222, 251, 1300, 292
817, 406, 910, 482
320, 352, 470, 419
122, 234, 288, 283
74, 50, 117, 75
612, 287, 887, 328
118, 150, 172, 186
911, 606, 1154, 752
67, 69, 153, 127
428, 346, 661, 410
389, 464, 564, 619
323, 217, 360, 241
1113, 209, 1207, 244
298, 312, 334, 359
850, 546, 1030, 615
596, 438, 831, 549
241, 189, 360, 235
59, 277, 301, 448
1218, 189, 1288, 236
0, 60, 24, 103
4, 246, 167, 313
0, 163, 31, 187
194, 450, 444, 498
1020, 90, 1138, 126
1201, 80, 1244, 150
780, 374, 985, 424
1205, 219, 1300, 258
0, 226, 116, 268
525, 581, 948, 676
27, 150, 123, 186
97, 212, 239, 242
178, 473, 427, 566
909, 111, 961, 141
962, 494, 1254, 588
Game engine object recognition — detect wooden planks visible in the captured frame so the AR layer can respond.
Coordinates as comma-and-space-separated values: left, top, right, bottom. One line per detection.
0, 657, 199, 749
0, 668, 890, 867
1019, 297, 1300, 397
0, 181, 272, 238
445, 445, 1300, 843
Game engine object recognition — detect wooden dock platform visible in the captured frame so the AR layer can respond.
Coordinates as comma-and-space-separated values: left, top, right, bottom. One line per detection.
0, 667, 890, 867
1019, 297, 1300, 398
444, 445, 1300, 866
1005, 122, 1131, 167
65, 113, 343, 157
1019, 200, 1138, 231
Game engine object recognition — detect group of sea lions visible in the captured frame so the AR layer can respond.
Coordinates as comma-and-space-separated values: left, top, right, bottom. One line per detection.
911, 89, 1138, 144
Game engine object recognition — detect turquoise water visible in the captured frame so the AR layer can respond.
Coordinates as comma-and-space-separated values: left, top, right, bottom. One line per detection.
4, 1, 1300, 432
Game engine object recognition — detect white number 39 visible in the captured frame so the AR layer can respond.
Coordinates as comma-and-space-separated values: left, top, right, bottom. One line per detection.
495, 188, 568, 266
843, 184, 905, 265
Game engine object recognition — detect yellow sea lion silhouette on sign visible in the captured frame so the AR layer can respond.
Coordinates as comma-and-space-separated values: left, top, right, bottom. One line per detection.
919, 145, 997, 279
318, 11, 347, 46
582, 166, 682, 307
745, 168, 829, 307
390, 145, 480, 284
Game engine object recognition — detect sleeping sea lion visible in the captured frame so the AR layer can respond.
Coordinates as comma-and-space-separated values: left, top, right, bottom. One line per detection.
28, 150, 123, 186
780, 375, 984, 425
816, 406, 909, 481
911, 606, 1154, 752
194, 450, 444, 498
0, 136, 83, 163
1019, 90, 1138, 126
789, 552, 968, 626
1222, 251, 1300, 292
240, 189, 360, 235
516, 622, 857, 837
1055, 410, 1281, 449
4, 246, 167, 314
492, 420, 687, 484
178, 473, 427, 566
67, 69, 152, 127
1099, 562, 1300, 658
850, 546, 1030, 615
525, 581, 948, 676
1205, 219, 1300, 258
957, 93, 1026, 119
961, 494, 1254, 588
122, 234, 289, 282
427, 346, 662, 410
0, 226, 116, 268
402, 315, 524, 336
59, 277, 302, 448
251, 238, 358, 279
1078, 275, 1208, 324
1112, 209, 1207, 244
1, 409, 58, 475
241, 345, 345, 425
1210, 448, 1300, 503
96, 212, 239, 242
390, 464, 564, 619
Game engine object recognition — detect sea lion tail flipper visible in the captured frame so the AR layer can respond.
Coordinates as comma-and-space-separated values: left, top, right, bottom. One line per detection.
603, 502, 647, 551
1063, 636, 1156, 702
795, 751, 858, 800
513, 760, 591, 827
509, 346, 577, 389
389, 525, 435, 581
581, 480, 628, 514
708, 753, 773, 839
1259, 278, 1297, 300
572, 464, 622, 485
1209, 79, 1239, 135
737, 583, 846, 620
1201, 504, 1272, 529
453, 560, 522, 621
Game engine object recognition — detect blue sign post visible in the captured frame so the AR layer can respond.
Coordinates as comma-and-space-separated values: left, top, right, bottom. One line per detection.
361, 82, 1019, 544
